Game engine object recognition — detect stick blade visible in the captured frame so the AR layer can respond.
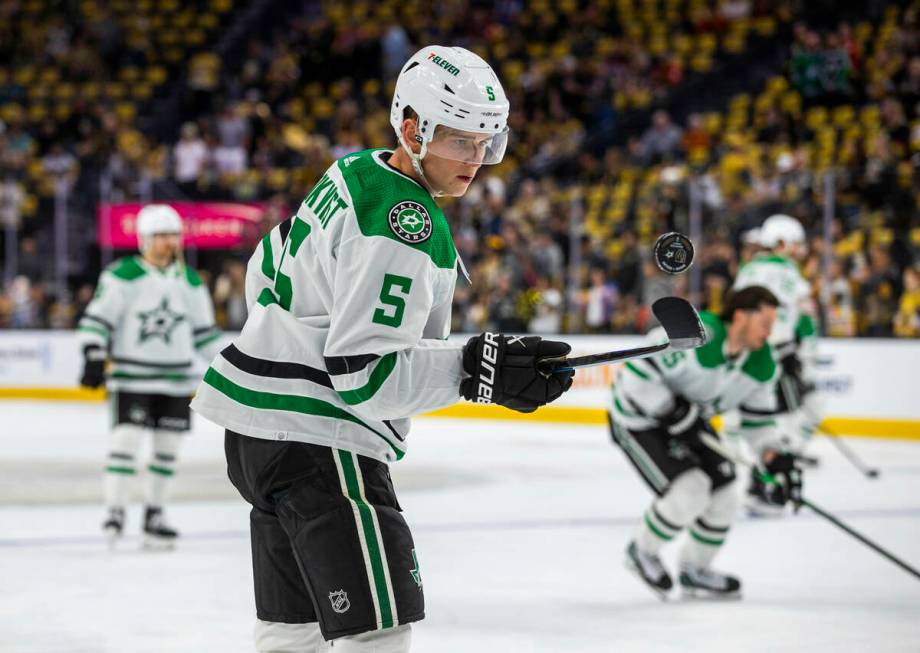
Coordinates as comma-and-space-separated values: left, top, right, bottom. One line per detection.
651, 297, 706, 350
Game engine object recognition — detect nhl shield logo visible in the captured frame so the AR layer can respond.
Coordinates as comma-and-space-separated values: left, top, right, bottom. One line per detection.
329, 589, 351, 614
388, 201, 432, 243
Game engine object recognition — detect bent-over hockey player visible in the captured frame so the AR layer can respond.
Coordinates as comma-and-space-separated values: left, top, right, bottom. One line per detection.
77, 204, 222, 548
733, 214, 822, 512
190, 46, 574, 652
608, 286, 803, 598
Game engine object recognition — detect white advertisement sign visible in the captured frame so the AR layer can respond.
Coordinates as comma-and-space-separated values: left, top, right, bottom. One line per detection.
0, 331, 918, 420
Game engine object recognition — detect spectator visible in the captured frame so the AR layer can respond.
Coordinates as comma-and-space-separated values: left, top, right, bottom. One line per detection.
173, 122, 209, 196
639, 110, 683, 165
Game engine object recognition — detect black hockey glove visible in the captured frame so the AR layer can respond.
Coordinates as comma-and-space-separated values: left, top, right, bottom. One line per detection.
80, 345, 106, 389
660, 395, 704, 437
756, 451, 803, 508
460, 333, 575, 413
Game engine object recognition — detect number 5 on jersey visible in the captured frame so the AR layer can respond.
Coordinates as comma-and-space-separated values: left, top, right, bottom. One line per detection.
373, 274, 413, 328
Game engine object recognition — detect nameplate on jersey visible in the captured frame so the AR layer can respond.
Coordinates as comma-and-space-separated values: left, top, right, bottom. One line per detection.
388, 201, 432, 243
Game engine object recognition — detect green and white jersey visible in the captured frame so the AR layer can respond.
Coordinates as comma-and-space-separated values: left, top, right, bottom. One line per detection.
733, 254, 816, 359
191, 149, 464, 463
76, 256, 222, 396
609, 312, 782, 453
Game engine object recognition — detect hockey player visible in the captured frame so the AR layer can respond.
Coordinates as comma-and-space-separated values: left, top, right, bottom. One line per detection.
608, 286, 803, 598
190, 46, 574, 652
77, 204, 222, 548
733, 214, 822, 510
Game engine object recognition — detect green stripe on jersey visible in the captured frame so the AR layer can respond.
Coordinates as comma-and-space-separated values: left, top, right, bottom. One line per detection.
194, 332, 221, 349
337, 353, 397, 405
105, 465, 135, 475
260, 234, 276, 280
740, 418, 775, 428
78, 325, 109, 339
257, 288, 279, 307
109, 371, 191, 381
148, 465, 174, 477
644, 514, 674, 541
337, 450, 395, 629
625, 362, 651, 380
202, 368, 404, 459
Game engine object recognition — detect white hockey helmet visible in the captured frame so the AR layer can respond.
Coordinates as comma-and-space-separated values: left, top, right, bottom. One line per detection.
390, 45, 510, 169
759, 214, 805, 249
136, 204, 182, 250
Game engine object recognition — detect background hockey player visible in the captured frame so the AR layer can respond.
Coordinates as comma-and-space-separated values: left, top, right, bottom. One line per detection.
190, 46, 574, 652
733, 214, 822, 510
77, 204, 222, 547
608, 286, 804, 598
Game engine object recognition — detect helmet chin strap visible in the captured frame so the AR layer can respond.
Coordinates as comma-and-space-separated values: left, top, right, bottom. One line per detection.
400, 135, 446, 198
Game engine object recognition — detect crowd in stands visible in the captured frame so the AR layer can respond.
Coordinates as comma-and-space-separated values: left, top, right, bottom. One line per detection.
1, 0, 918, 338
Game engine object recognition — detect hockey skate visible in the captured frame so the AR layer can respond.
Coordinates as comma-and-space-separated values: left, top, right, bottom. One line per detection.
142, 506, 178, 550
102, 507, 125, 550
625, 541, 672, 600
679, 566, 741, 599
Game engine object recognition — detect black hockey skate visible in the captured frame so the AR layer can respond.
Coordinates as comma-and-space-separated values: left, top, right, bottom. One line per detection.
625, 541, 672, 599
143, 506, 178, 549
679, 566, 741, 599
102, 507, 125, 550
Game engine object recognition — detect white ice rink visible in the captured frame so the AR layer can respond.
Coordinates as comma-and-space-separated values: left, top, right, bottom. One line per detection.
1, 400, 918, 653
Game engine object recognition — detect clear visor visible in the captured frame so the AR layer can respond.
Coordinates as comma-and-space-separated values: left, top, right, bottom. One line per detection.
424, 125, 509, 165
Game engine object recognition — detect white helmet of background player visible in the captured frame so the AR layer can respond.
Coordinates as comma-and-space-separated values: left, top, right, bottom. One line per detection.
136, 204, 182, 252
759, 214, 806, 258
390, 45, 510, 193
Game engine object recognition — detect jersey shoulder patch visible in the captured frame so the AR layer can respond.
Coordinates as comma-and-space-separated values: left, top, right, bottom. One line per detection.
695, 311, 727, 368
106, 256, 147, 281
742, 343, 776, 383
336, 149, 456, 269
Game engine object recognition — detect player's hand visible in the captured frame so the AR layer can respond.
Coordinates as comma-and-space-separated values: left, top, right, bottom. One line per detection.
80, 345, 106, 389
460, 333, 574, 413
660, 395, 703, 436
759, 451, 803, 509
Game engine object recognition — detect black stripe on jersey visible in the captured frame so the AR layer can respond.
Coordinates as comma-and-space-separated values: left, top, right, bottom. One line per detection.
382, 420, 405, 442
154, 452, 177, 463
278, 216, 293, 244
221, 344, 334, 389
645, 358, 663, 375
324, 354, 380, 376
109, 452, 134, 461
739, 404, 781, 416
652, 505, 681, 531
695, 518, 729, 533
82, 313, 114, 331
111, 357, 192, 369
193, 325, 217, 335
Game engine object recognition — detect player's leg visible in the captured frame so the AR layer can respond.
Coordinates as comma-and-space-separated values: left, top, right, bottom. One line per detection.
678, 439, 741, 597
609, 415, 712, 595
103, 391, 149, 546
274, 447, 422, 650
142, 394, 191, 547
225, 431, 325, 652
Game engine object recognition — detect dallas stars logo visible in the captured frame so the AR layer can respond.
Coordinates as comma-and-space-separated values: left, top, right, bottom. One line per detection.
137, 297, 185, 344
388, 201, 432, 243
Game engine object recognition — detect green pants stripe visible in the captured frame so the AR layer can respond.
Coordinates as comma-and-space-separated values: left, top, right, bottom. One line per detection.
334, 450, 397, 629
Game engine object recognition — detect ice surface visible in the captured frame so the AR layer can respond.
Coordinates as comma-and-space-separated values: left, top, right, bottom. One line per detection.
1, 400, 918, 652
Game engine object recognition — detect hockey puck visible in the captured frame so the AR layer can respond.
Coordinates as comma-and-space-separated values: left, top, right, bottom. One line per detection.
653, 232, 694, 274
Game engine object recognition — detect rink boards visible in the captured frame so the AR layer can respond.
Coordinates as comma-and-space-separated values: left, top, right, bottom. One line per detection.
0, 330, 918, 439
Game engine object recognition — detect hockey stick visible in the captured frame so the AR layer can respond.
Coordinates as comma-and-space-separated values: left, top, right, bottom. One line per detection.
698, 432, 920, 582
818, 425, 880, 479
540, 297, 706, 373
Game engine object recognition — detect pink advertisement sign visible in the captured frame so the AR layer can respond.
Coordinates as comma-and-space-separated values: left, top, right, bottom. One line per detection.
98, 202, 267, 249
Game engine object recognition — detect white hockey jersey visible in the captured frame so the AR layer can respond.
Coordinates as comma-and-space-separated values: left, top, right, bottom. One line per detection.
609, 311, 782, 453
732, 254, 816, 360
190, 149, 465, 463
76, 256, 222, 396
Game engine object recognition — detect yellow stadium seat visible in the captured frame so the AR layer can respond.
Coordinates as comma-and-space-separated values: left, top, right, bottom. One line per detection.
832, 105, 855, 128
805, 106, 828, 131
